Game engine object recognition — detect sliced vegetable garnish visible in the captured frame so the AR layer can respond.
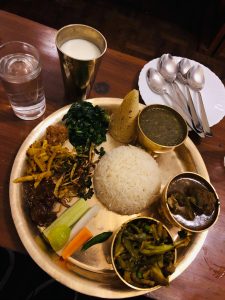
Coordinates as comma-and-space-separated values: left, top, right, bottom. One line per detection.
47, 224, 71, 251
81, 231, 113, 251
61, 227, 93, 259
57, 204, 100, 256
43, 199, 89, 247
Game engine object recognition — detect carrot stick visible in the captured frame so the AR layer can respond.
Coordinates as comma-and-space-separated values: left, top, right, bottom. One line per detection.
61, 227, 93, 259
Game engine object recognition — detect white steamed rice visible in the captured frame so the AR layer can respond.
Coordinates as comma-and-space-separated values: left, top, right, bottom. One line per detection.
93, 145, 161, 215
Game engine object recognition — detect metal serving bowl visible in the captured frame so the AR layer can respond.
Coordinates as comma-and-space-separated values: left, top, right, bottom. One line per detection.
111, 216, 176, 291
161, 172, 220, 233
137, 104, 188, 153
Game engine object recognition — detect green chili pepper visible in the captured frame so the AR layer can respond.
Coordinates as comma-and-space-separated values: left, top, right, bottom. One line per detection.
81, 231, 113, 251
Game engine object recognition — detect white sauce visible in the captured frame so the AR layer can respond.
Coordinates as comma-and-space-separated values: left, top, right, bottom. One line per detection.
60, 39, 101, 60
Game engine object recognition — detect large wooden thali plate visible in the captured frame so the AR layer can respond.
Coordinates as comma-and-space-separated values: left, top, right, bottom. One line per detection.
10, 98, 209, 298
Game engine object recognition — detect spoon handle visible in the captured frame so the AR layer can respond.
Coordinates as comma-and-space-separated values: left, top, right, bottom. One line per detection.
197, 91, 213, 137
172, 82, 189, 109
173, 82, 204, 134
185, 85, 203, 132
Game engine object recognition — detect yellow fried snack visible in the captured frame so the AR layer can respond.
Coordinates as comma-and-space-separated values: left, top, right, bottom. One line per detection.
109, 89, 139, 143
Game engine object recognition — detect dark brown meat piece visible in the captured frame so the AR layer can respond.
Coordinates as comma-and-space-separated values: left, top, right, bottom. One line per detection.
167, 193, 195, 220
193, 188, 217, 215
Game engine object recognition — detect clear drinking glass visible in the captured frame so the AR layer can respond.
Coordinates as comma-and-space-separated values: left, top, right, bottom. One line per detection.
0, 41, 46, 120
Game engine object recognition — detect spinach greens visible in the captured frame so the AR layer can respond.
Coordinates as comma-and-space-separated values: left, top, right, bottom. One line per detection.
63, 102, 109, 153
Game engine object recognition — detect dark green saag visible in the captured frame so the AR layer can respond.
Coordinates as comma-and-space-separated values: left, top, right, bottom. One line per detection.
63, 102, 109, 154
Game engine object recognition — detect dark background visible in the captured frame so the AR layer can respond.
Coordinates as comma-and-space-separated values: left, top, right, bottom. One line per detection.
1, 0, 225, 59
1, 0, 225, 82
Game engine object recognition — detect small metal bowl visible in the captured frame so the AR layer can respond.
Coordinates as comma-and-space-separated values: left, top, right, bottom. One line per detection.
111, 216, 176, 291
137, 104, 188, 153
161, 172, 220, 233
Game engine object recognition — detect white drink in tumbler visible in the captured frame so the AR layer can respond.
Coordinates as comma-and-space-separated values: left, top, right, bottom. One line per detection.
56, 24, 107, 101
0, 41, 46, 120
60, 39, 101, 60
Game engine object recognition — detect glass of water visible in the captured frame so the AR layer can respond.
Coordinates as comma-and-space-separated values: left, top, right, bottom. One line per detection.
0, 41, 46, 120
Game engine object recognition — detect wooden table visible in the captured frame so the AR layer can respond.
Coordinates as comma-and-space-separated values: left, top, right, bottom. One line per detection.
0, 10, 225, 300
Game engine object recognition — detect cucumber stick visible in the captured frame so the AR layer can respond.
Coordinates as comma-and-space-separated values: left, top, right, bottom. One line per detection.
57, 204, 100, 255
43, 198, 89, 242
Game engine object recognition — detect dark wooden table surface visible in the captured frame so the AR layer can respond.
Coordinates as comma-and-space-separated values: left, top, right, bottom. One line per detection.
0, 10, 225, 300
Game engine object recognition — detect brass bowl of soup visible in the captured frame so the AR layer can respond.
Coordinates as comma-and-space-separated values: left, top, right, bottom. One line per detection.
137, 104, 188, 153
161, 172, 220, 232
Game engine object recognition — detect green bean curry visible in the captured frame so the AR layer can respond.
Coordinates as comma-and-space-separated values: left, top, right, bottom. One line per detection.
112, 218, 190, 289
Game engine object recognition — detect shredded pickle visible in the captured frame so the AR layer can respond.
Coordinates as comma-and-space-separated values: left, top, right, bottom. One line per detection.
14, 137, 99, 201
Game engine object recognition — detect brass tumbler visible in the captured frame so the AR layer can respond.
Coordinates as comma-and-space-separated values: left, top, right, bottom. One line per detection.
56, 24, 107, 102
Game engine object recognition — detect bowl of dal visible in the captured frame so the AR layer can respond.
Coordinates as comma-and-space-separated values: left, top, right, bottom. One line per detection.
137, 104, 188, 153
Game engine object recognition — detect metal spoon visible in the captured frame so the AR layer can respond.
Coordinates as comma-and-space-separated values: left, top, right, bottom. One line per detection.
177, 58, 190, 84
158, 54, 204, 134
177, 58, 203, 133
146, 68, 171, 96
146, 68, 204, 137
158, 53, 177, 82
158, 54, 191, 112
187, 65, 212, 137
